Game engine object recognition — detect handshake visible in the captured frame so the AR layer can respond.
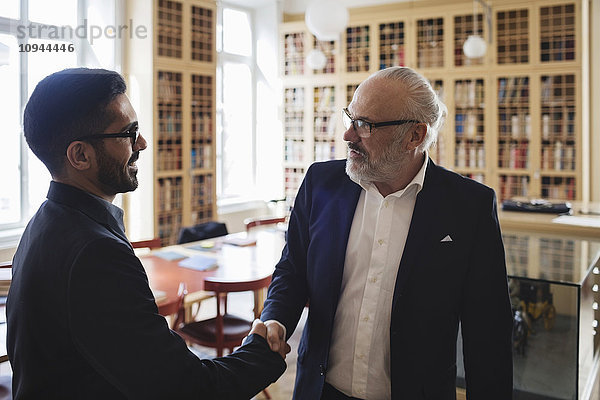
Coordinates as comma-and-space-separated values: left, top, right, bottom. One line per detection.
249, 319, 291, 359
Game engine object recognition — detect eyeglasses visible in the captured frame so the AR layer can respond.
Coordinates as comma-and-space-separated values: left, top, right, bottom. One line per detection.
342, 107, 419, 138
73, 127, 140, 148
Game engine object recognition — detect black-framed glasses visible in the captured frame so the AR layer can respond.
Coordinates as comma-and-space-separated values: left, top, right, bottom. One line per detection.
73, 127, 140, 148
342, 107, 419, 138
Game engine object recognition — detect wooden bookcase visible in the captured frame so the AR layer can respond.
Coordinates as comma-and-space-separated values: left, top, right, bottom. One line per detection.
280, 0, 589, 206
154, 0, 217, 245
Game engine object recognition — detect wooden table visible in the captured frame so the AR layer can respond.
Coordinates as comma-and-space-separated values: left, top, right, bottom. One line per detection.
498, 201, 600, 239
141, 229, 286, 318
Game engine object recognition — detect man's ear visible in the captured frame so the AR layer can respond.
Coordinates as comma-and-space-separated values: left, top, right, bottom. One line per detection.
65, 141, 94, 171
407, 123, 427, 150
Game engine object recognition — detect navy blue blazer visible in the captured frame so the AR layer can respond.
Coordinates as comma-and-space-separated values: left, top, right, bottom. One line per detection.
261, 158, 513, 400
7, 181, 285, 399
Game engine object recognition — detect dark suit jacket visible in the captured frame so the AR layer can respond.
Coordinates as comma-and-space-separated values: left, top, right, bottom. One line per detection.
7, 181, 285, 399
261, 159, 513, 400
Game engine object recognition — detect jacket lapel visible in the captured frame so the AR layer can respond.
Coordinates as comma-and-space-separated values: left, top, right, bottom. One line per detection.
333, 178, 362, 287
392, 159, 441, 311
319, 173, 362, 315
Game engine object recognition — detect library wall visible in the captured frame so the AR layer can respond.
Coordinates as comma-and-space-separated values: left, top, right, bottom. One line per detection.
153, 0, 217, 246
280, 0, 590, 208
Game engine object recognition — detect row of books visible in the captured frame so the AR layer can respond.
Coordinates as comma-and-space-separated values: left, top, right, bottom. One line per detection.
455, 113, 483, 138
498, 113, 531, 139
157, 148, 182, 171
541, 112, 575, 139
455, 80, 484, 109
285, 33, 304, 55
158, 113, 183, 136
313, 115, 336, 136
284, 168, 305, 205
541, 75, 575, 105
416, 48, 443, 69
314, 87, 335, 109
157, 178, 183, 212
157, 212, 183, 244
285, 139, 305, 163
498, 77, 529, 105
499, 175, 530, 200
284, 59, 305, 76
314, 141, 336, 162
541, 142, 576, 171
346, 26, 370, 46
498, 142, 529, 169
191, 146, 212, 169
346, 51, 370, 72
285, 88, 304, 108
283, 117, 304, 138
157, 75, 182, 101
541, 176, 576, 200
455, 141, 485, 169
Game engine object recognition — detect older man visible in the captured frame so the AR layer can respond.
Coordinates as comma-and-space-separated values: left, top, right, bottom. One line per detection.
7, 68, 287, 399
262, 66, 513, 399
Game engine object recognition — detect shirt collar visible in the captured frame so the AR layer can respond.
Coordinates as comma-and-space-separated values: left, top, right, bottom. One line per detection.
88, 192, 126, 232
349, 151, 429, 198
46, 181, 127, 238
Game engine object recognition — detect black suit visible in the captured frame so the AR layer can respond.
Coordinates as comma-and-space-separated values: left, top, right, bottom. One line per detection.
261, 159, 513, 399
7, 181, 285, 399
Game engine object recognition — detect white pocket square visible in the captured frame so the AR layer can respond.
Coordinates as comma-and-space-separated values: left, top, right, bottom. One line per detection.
440, 235, 453, 242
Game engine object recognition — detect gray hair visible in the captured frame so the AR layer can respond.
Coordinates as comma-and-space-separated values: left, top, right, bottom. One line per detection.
369, 66, 447, 152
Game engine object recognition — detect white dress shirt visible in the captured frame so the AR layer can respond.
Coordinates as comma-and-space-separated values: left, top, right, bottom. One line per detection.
325, 155, 428, 399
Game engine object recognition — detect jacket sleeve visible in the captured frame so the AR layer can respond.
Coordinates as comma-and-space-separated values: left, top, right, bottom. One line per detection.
260, 166, 314, 339
460, 189, 514, 399
67, 238, 286, 400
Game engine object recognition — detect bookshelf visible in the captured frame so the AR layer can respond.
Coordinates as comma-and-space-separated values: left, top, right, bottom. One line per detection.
154, 0, 217, 245
280, 0, 589, 208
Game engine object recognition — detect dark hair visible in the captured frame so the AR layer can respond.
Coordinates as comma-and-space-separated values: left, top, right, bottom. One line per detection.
23, 67, 127, 176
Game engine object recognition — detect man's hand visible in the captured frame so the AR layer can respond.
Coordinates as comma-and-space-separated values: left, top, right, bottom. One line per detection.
249, 319, 291, 359
264, 320, 290, 359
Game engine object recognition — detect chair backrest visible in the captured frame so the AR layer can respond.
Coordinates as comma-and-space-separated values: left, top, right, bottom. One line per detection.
204, 275, 271, 295
243, 216, 286, 232
131, 238, 162, 250
205, 275, 272, 333
177, 221, 228, 244
157, 282, 187, 330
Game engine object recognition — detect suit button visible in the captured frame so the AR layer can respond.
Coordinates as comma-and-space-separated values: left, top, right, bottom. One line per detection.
319, 364, 326, 376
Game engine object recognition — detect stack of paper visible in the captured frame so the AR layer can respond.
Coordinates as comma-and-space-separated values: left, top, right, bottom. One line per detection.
178, 255, 219, 271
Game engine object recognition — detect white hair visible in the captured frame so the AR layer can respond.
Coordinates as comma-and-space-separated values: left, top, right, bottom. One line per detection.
369, 66, 448, 152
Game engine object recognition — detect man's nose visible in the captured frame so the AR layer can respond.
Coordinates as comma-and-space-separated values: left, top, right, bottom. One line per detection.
343, 125, 360, 143
135, 133, 148, 151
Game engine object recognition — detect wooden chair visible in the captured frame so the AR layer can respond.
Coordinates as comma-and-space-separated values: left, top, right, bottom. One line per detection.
243, 217, 286, 316
174, 275, 273, 399
157, 282, 186, 330
131, 238, 162, 250
175, 275, 272, 357
243, 216, 286, 232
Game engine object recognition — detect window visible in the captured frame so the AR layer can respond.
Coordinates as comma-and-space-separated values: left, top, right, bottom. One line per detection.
0, 0, 118, 234
216, 5, 256, 202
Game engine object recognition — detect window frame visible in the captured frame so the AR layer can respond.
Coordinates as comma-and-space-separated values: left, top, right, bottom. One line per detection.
0, 0, 118, 234
216, 3, 258, 204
